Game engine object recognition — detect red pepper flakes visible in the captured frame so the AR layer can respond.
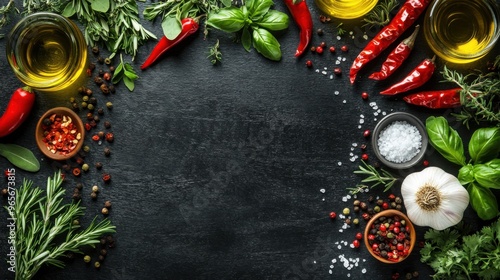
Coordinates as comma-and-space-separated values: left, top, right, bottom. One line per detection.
41, 113, 81, 155
92, 134, 101, 141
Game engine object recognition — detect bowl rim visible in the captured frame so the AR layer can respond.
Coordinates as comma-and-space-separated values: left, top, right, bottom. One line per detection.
35, 106, 84, 161
371, 112, 428, 169
363, 209, 416, 264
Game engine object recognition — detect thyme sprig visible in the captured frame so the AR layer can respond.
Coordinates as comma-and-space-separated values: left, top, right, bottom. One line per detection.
362, 0, 399, 28
348, 160, 399, 194
442, 66, 500, 127
9, 171, 115, 280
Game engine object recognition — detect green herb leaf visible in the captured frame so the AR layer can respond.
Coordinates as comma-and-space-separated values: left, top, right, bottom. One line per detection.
458, 164, 475, 185
111, 55, 137, 92
246, 0, 273, 21
0, 143, 40, 172
123, 76, 135, 92
252, 27, 281, 61
469, 127, 500, 164
207, 7, 246, 33
241, 27, 252, 52
162, 16, 182, 40
254, 10, 289, 31
473, 159, 500, 189
91, 0, 110, 13
467, 182, 499, 220
61, 2, 76, 17
426, 116, 466, 166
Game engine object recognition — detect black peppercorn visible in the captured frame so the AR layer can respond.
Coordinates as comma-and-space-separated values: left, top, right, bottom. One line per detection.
104, 121, 111, 129
97, 56, 104, 64
42, 118, 52, 126
95, 162, 103, 170
94, 76, 104, 85
90, 192, 97, 200
92, 46, 99, 54
100, 83, 110, 94
2, 188, 8, 197
104, 147, 111, 157
108, 84, 116, 93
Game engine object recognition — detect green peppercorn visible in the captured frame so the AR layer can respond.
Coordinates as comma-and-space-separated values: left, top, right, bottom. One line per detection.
342, 207, 350, 215
374, 205, 381, 213
94, 261, 101, 269
352, 218, 359, 225
92, 46, 99, 54
106, 102, 113, 109
69, 97, 75, 103
83, 255, 91, 263
73, 219, 80, 226
81, 102, 88, 108
83, 145, 90, 153
82, 163, 90, 172
92, 185, 99, 193
82, 95, 89, 102
104, 57, 111, 65
87, 104, 95, 111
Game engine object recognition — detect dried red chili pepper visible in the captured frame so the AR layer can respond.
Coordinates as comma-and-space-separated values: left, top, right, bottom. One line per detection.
0, 86, 36, 138
284, 0, 313, 58
349, 0, 431, 84
380, 56, 436, 95
369, 25, 420, 81
140, 18, 199, 70
403, 88, 462, 108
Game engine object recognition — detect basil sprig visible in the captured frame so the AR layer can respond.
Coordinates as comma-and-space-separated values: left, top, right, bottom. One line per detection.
207, 0, 289, 61
0, 143, 40, 172
426, 116, 500, 220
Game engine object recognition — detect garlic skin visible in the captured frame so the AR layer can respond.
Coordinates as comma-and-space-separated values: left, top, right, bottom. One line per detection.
401, 166, 469, 230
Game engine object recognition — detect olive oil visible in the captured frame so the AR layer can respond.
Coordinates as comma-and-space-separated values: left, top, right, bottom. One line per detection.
314, 0, 378, 19
7, 13, 88, 92
424, 0, 500, 64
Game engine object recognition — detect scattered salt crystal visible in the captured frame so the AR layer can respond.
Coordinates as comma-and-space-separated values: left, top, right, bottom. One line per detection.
322, 70, 327, 75
338, 244, 342, 249
320, 188, 326, 193
342, 57, 347, 61
338, 161, 342, 166
336, 60, 341, 65
359, 119, 364, 124
334, 91, 340, 95
343, 100, 346, 104
339, 229, 343, 233
362, 268, 367, 273
337, 35, 341, 40
315, 69, 320, 73
342, 197, 348, 202
332, 259, 337, 263
363, 34, 368, 40
330, 75, 334, 79
329, 270, 333, 274
352, 143, 358, 147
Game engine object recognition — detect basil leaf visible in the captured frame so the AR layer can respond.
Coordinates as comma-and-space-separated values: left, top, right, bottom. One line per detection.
207, 8, 246, 33
246, 0, 273, 21
467, 182, 499, 220
255, 10, 289, 31
91, 0, 109, 13
241, 27, 252, 52
252, 27, 281, 61
425, 116, 466, 166
469, 127, 500, 164
162, 16, 182, 40
0, 144, 40, 172
473, 159, 500, 189
458, 164, 475, 185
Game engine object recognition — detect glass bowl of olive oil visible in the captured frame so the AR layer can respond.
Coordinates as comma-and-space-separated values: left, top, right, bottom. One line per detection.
6, 12, 88, 92
314, 0, 378, 19
424, 0, 500, 64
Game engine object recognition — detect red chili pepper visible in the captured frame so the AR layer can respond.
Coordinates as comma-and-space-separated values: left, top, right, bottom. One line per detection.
284, 0, 313, 58
380, 56, 436, 95
403, 88, 462, 108
140, 18, 199, 70
0, 86, 36, 138
349, 0, 431, 84
369, 25, 420, 81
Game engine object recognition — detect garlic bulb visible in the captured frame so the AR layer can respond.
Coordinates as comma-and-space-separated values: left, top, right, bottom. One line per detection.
401, 166, 469, 230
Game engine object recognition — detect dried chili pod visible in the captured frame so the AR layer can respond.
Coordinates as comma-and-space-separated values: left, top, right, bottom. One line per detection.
380, 56, 436, 95
403, 88, 462, 109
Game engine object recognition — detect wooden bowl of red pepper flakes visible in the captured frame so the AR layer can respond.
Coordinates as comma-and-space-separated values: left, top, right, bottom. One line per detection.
363, 209, 416, 264
35, 107, 84, 160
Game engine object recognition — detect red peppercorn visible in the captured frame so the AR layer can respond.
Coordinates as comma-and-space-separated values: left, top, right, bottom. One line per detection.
103, 72, 111, 81
393, 226, 400, 234
352, 239, 360, 248
329, 46, 336, 53
382, 202, 389, 210
333, 67, 342, 76
102, 173, 111, 183
320, 42, 326, 48
379, 224, 387, 232
361, 153, 369, 161
92, 134, 100, 141
316, 46, 324, 54
397, 243, 404, 251
361, 92, 369, 100
355, 232, 363, 240
363, 130, 370, 138
329, 211, 337, 219
423, 160, 429, 166
362, 212, 370, 220
341, 45, 348, 52
368, 234, 375, 241
306, 60, 313, 68
72, 168, 81, 177
105, 132, 114, 143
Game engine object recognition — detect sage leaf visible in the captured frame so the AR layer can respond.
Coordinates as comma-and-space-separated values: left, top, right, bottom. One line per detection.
162, 16, 182, 40
61, 2, 76, 17
123, 76, 135, 92
242, 27, 252, 52
469, 127, 500, 164
91, 0, 109, 13
207, 8, 246, 33
0, 144, 40, 172
467, 182, 499, 220
246, 0, 273, 21
252, 27, 281, 61
473, 159, 500, 189
426, 116, 466, 166
255, 10, 289, 31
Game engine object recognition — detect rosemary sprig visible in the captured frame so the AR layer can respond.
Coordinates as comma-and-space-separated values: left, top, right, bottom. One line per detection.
362, 0, 399, 28
441, 66, 500, 127
0, 0, 18, 37
348, 160, 399, 194
9, 171, 116, 280
336, 22, 346, 36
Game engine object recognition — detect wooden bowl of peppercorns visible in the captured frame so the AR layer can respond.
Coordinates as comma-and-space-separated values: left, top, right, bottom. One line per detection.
35, 107, 85, 161
364, 209, 416, 264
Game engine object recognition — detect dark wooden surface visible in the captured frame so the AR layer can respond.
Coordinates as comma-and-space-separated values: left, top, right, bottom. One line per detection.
1, 0, 499, 279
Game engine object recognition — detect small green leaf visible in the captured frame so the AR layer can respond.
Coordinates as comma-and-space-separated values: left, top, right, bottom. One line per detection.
162, 16, 182, 40
207, 8, 246, 33
241, 27, 252, 52
91, 0, 109, 13
0, 144, 40, 172
111, 63, 124, 84
473, 159, 500, 189
123, 76, 135, 92
252, 27, 281, 61
254, 10, 289, 31
61, 2, 76, 17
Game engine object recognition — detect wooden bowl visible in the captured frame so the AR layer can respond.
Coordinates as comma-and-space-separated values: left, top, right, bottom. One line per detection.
35, 107, 84, 160
363, 209, 416, 264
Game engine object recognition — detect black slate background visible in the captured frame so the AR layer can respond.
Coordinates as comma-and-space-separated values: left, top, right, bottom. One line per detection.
0, 0, 499, 279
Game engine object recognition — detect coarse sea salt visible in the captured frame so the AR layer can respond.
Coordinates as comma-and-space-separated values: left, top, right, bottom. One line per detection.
378, 121, 422, 163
